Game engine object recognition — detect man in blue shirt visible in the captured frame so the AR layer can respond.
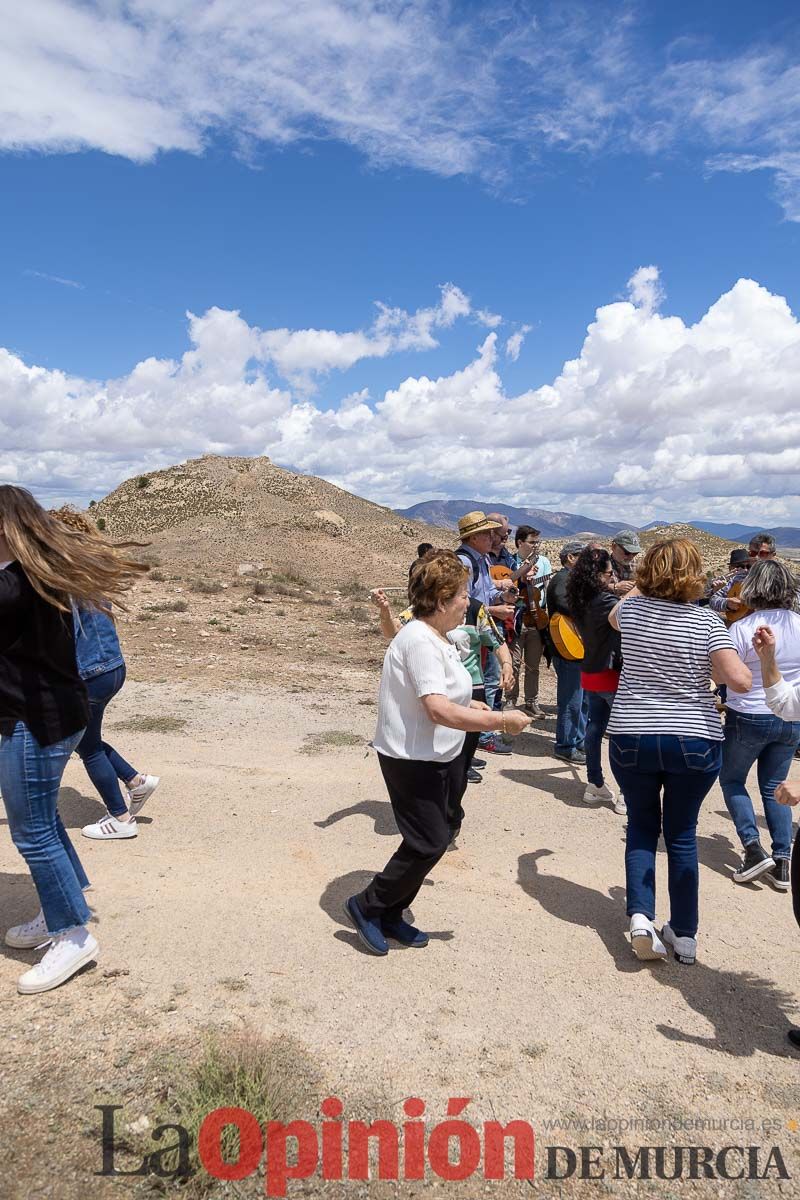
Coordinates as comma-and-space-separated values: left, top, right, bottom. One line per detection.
456, 510, 516, 753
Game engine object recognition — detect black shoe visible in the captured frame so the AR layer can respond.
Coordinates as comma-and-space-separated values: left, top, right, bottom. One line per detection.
788, 1028, 800, 1050
554, 747, 587, 765
472, 757, 487, 770
732, 841, 775, 884
766, 858, 790, 891
467, 768, 482, 783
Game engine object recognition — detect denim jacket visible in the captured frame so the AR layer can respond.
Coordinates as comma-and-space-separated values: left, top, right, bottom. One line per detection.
72, 604, 125, 680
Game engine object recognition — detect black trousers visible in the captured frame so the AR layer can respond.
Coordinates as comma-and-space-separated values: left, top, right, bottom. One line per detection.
357, 752, 463, 921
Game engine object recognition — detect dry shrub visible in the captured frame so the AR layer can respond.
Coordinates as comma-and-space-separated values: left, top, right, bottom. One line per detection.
190, 579, 223, 594
136, 1029, 317, 1191
147, 599, 188, 613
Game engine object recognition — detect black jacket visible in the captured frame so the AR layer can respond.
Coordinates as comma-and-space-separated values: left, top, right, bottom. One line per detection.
574, 591, 622, 675
546, 567, 571, 618
0, 563, 88, 746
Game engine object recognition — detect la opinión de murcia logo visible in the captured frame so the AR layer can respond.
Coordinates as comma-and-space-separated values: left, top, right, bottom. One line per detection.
95, 1100, 791, 1193
96, 1098, 535, 1194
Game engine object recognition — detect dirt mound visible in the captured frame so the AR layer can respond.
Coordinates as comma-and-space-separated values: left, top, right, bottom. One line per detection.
93, 455, 447, 591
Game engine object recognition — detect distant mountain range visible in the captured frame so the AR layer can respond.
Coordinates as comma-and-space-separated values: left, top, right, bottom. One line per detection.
395, 500, 800, 547
395, 500, 637, 539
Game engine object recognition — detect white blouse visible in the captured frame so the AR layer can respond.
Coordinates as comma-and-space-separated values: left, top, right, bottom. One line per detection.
373, 619, 473, 762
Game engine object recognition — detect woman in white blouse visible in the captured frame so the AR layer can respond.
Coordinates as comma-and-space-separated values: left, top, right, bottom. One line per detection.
345, 551, 531, 956
752, 623, 800, 1053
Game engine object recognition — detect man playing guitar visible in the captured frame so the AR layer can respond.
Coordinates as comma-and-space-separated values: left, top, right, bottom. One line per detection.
504, 524, 552, 719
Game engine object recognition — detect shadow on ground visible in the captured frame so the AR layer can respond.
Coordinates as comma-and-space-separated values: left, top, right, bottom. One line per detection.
315, 799, 397, 836
517, 849, 797, 1058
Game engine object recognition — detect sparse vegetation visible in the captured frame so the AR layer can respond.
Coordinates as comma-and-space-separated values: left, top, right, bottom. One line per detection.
273, 569, 310, 588
136, 475, 151, 489
113, 715, 187, 734
136, 610, 156, 622
252, 579, 268, 596
132, 1030, 314, 1190
147, 599, 188, 613
190, 579, 223, 594
340, 578, 367, 599
149, 569, 167, 582
96, 517, 106, 531
218, 976, 248, 992
88, 499, 96, 508
299, 730, 364, 755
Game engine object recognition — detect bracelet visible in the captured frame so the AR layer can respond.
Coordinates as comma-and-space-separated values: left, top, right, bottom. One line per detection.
501, 711, 507, 736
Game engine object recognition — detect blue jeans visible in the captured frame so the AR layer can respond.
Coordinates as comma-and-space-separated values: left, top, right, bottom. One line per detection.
75, 665, 137, 818
585, 691, 614, 786
0, 722, 91, 935
610, 733, 722, 939
719, 709, 799, 860
553, 657, 587, 752
483, 650, 502, 712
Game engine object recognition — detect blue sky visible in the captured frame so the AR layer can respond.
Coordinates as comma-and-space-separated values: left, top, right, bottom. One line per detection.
2, 1, 800, 524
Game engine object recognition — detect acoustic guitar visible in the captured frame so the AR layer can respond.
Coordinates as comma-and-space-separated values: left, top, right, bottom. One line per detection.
549, 613, 584, 661
723, 578, 753, 625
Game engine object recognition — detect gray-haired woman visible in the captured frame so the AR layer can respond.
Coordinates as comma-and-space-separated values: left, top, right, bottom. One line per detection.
720, 560, 800, 890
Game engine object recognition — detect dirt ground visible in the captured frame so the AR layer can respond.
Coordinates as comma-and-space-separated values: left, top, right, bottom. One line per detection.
0, 650, 799, 1198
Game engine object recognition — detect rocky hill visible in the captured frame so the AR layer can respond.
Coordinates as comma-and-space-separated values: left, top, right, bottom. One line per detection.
93, 455, 449, 590
83, 460, 763, 691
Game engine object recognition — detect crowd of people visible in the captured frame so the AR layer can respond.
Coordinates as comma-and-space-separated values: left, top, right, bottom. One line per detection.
363, 513, 799, 1051
0, 485, 797, 1053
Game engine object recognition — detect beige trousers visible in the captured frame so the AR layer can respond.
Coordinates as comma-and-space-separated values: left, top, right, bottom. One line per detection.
509, 627, 543, 705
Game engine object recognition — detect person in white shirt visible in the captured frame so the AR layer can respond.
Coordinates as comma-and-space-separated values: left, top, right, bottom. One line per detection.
751, 622, 800, 1053
720, 561, 800, 890
345, 551, 531, 956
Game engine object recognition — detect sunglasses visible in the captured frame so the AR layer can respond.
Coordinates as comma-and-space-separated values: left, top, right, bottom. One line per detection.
748, 549, 772, 558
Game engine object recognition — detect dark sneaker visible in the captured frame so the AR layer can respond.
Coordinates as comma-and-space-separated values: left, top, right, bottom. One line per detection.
554, 747, 586, 765
467, 768, 482, 783
524, 701, 546, 719
471, 757, 487, 769
381, 918, 429, 948
344, 897, 388, 956
484, 736, 512, 755
766, 858, 790, 891
732, 842, 775, 884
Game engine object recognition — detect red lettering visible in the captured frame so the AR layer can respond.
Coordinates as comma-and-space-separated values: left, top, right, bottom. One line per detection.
198, 1107, 262, 1181
264, 1121, 318, 1198
483, 1121, 535, 1180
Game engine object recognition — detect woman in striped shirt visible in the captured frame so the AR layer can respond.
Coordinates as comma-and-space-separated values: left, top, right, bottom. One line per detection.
607, 539, 751, 966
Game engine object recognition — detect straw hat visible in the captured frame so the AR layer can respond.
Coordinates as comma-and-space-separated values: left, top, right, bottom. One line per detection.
457, 510, 503, 539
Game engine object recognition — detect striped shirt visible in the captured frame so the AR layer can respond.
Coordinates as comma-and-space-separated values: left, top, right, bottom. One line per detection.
607, 596, 734, 740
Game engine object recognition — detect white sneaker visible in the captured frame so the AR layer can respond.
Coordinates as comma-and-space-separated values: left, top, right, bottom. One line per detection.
661, 922, 697, 966
5, 909, 50, 949
127, 775, 160, 818
17, 929, 99, 994
82, 815, 138, 840
611, 794, 627, 816
629, 914, 667, 961
583, 782, 612, 805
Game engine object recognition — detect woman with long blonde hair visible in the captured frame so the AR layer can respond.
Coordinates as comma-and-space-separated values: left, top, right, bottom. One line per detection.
0, 486, 145, 994
50, 508, 159, 840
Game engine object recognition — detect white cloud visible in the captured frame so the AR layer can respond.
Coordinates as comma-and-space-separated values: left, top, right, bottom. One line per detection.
505, 325, 532, 361
3, 268, 800, 523
257, 283, 474, 389
3, 3, 800, 216
24, 269, 84, 290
